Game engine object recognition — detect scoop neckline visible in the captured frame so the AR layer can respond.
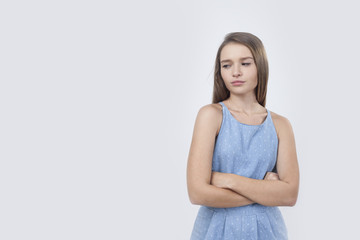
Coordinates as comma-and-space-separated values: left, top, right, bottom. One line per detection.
220, 101, 269, 127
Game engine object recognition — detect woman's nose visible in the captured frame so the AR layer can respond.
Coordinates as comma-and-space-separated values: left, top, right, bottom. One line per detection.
232, 65, 242, 76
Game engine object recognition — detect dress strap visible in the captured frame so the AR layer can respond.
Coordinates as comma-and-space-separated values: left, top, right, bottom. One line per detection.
218, 101, 225, 108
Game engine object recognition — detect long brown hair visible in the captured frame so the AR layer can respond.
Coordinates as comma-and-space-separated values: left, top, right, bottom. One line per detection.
212, 32, 269, 107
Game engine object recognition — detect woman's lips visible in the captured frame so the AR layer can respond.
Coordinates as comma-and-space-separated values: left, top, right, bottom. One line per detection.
231, 81, 245, 86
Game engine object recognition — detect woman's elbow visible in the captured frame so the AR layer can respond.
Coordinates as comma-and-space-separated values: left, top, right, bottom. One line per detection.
188, 188, 198, 204
189, 192, 204, 205
188, 184, 208, 205
190, 195, 201, 205
287, 196, 297, 206
287, 188, 299, 206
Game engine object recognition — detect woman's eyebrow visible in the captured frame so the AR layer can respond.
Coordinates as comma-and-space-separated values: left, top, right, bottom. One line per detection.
220, 57, 253, 63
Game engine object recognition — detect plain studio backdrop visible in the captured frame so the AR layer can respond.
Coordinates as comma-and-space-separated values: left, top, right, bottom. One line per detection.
1, 0, 359, 239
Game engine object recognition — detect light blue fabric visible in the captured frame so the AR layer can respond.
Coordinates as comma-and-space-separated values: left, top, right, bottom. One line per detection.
190, 101, 288, 240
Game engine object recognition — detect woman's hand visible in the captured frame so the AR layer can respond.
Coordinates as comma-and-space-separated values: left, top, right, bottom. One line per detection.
263, 171, 280, 181
210, 171, 233, 189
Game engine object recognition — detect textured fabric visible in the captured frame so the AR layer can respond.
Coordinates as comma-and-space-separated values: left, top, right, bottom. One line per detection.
190, 101, 288, 240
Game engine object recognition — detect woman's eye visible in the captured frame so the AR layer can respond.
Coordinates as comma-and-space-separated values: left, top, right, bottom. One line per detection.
222, 63, 250, 68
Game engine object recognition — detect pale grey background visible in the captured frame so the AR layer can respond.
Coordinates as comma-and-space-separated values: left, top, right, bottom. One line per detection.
1, 0, 359, 239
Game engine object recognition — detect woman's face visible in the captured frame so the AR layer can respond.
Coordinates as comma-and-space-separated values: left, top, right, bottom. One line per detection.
220, 43, 258, 95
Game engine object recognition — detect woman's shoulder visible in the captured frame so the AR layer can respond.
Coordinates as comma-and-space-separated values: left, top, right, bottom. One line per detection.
198, 102, 223, 114
196, 103, 223, 135
269, 110, 294, 138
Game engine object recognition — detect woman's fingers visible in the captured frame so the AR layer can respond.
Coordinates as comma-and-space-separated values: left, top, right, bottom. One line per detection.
264, 171, 280, 180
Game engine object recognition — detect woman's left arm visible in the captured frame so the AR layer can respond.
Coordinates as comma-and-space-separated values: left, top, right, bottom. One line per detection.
211, 116, 300, 207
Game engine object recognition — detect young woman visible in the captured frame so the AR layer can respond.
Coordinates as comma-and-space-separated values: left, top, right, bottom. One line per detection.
186, 32, 299, 240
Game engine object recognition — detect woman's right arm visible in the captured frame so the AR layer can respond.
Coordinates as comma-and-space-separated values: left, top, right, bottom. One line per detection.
186, 104, 255, 208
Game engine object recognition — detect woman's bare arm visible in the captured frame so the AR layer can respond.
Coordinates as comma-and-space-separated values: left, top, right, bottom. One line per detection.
187, 104, 255, 208
195, 172, 283, 208
211, 116, 300, 207
190, 183, 255, 208
212, 172, 293, 206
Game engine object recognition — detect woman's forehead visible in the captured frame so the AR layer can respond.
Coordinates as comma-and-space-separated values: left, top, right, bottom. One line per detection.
220, 43, 253, 60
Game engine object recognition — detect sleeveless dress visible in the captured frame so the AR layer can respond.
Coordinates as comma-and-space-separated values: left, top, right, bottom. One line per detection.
190, 101, 288, 240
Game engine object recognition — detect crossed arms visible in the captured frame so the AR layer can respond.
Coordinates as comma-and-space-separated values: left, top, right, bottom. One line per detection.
186, 105, 300, 208
208, 171, 297, 207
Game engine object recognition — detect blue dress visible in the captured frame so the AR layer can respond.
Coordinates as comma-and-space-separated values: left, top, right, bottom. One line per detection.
190, 101, 288, 240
